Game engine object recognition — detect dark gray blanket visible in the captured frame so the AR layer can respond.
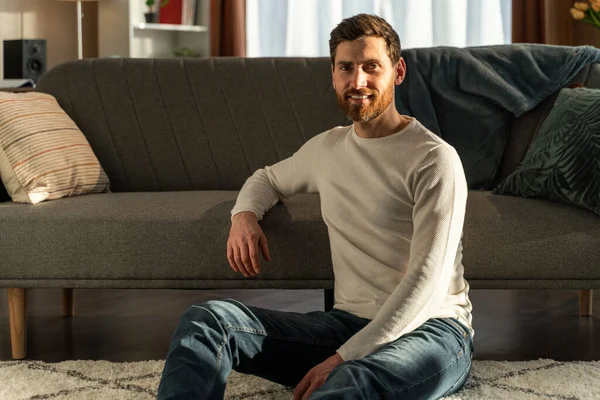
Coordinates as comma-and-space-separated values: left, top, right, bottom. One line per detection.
396, 44, 600, 189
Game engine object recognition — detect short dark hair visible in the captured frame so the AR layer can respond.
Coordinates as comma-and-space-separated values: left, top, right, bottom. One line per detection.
329, 14, 401, 65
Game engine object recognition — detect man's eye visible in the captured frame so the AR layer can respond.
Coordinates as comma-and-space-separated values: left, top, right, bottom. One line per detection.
367, 64, 379, 70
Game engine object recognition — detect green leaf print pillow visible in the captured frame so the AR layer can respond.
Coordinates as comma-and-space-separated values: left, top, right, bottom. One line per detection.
493, 87, 600, 216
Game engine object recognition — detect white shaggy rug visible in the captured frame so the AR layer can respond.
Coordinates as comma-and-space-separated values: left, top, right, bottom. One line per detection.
1, 359, 599, 399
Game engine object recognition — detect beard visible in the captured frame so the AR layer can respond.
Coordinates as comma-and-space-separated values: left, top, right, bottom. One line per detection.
336, 80, 395, 123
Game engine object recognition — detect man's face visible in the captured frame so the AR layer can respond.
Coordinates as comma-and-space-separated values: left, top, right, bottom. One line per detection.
331, 37, 405, 122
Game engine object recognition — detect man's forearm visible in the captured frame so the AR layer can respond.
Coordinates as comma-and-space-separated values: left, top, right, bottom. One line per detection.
231, 169, 282, 221
231, 133, 323, 220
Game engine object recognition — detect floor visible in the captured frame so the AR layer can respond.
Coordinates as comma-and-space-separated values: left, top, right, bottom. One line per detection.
0, 288, 598, 362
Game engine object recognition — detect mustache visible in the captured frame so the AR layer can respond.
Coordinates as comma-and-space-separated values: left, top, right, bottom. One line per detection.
343, 89, 375, 97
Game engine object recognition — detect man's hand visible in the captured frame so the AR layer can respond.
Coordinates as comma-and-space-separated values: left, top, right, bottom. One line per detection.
293, 353, 345, 400
227, 211, 271, 277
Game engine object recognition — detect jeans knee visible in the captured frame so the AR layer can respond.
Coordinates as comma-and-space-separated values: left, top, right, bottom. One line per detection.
326, 361, 365, 386
198, 299, 239, 319
312, 362, 371, 399
179, 299, 238, 330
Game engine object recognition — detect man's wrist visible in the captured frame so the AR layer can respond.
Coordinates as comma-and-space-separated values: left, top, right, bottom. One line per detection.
232, 211, 258, 222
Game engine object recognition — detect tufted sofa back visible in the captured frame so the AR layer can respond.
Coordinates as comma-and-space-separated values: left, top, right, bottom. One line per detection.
36, 58, 348, 192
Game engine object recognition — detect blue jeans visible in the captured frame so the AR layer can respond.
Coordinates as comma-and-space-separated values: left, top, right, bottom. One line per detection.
157, 298, 473, 399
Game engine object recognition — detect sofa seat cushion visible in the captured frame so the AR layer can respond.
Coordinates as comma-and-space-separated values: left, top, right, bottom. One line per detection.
463, 191, 600, 280
0, 191, 333, 285
3, 189, 598, 288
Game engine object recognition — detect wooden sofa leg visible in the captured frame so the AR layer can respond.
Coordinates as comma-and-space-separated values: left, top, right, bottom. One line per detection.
579, 290, 593, 316
325, 289, 334, 312
8, 288, 27, 359
62, 289, 75, 317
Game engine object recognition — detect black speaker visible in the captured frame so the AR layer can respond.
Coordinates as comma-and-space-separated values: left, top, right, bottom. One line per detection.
3, 39, 47, 83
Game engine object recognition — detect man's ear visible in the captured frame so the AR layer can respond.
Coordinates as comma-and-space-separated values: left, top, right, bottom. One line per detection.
394, 57, 406, 85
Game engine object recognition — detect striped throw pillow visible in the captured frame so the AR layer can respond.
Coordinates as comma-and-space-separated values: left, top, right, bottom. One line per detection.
0, 91, 110, 204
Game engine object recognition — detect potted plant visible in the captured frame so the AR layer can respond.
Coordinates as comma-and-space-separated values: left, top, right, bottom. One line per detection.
570, 1, 600, 28
145, 0, 169, 23
174, 47, 202, 58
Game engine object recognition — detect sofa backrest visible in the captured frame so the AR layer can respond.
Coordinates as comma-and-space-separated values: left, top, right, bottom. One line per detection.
36, 57, 600, 193
35, 58, 348, 192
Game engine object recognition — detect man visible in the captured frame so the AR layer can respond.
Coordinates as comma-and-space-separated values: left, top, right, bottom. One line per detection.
158, 13, 473, 400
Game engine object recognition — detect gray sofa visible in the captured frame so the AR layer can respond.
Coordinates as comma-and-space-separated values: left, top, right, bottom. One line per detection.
2, 56, 599, 360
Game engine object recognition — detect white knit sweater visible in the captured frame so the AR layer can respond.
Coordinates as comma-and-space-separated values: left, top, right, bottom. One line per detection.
231, 118, 473, 361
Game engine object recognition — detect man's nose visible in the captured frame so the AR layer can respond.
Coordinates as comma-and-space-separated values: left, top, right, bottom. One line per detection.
351, 69, 367, 89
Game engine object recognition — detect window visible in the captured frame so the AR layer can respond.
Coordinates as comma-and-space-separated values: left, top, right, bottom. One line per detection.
247, 0, 512, 57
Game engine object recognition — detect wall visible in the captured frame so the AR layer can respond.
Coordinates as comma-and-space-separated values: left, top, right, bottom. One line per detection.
543, 0, 600, 47
0, 0, 98, 79
572, 20, 600, 48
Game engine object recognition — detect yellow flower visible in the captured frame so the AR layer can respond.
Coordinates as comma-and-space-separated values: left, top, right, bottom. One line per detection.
570, 7, 586, 19
574, 1, 590, 11
592, 1, 600, 12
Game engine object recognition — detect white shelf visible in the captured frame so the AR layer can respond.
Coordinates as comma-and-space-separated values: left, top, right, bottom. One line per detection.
99, 0, 210, 59
135, 23, 208, 33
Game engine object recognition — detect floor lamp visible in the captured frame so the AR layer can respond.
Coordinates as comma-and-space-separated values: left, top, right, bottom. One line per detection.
58, 0, 99, 59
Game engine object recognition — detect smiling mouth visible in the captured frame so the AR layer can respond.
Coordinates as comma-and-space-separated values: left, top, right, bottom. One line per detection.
347, 94, 373, 104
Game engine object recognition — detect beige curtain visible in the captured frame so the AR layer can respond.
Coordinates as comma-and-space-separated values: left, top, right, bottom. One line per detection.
210, 0, 246, 56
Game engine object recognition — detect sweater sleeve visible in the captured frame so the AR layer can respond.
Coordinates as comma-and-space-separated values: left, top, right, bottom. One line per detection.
336, 144, 468, 361
230, 131, 325, 221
